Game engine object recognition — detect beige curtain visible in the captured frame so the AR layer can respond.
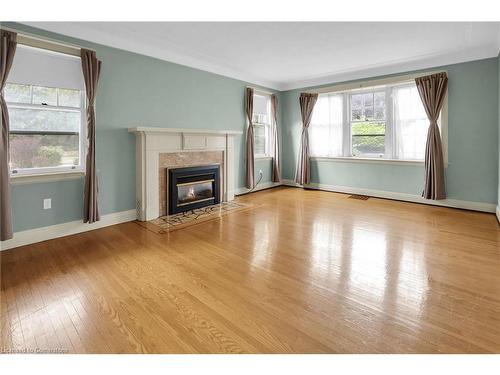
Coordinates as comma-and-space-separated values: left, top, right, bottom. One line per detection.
270, 94, 280, 182
0, 30, 17, 241
295, 93, 318, 185
415, 72, 448, 200
245, 87, 255, 189
81, 49, 102, 223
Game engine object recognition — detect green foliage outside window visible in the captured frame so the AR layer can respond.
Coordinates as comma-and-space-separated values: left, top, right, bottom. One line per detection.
351, 121, 385, 156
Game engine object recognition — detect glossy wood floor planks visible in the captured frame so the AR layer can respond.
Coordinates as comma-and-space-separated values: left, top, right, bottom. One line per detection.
1, 187, 499, 353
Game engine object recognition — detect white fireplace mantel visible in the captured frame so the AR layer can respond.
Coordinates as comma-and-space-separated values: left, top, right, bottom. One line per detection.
128, 127, 242, 221
129, 127, 243, 135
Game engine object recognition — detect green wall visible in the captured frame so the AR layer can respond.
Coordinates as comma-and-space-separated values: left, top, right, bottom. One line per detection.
282, 58, 499, 204
3, 22, 499, 234
5, 23, 281, 232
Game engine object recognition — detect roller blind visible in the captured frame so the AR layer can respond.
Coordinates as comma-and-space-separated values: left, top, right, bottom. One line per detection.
253, 93, 269, 116
8, 44, 84, 90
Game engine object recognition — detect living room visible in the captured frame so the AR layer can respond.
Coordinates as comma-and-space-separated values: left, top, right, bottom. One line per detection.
1, 1, 500, 373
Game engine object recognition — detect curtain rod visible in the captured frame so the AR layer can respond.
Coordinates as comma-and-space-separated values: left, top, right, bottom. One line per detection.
246, 86, 275, 96
0, 26, 96, 55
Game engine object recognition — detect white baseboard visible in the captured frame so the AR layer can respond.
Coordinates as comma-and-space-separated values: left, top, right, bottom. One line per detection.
235, 181, 282, 196
0, 209, 137, 251
282, 179, 497, 213
2, 187, 495, 251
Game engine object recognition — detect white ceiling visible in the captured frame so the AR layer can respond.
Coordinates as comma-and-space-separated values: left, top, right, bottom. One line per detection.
25, 22, 500, 90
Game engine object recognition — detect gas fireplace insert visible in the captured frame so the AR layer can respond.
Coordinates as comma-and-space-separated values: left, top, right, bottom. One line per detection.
168, 164, 221, 214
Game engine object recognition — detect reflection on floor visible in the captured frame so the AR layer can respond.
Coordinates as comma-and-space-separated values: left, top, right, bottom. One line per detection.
1, 187, 499, 353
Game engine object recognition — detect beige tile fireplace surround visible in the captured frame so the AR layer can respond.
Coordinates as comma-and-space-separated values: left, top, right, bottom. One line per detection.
128, 127, 242, 221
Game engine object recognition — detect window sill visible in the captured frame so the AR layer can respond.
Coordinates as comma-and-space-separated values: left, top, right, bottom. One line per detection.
255, 156, 273, 160
311, 156, 449, 167
10, 170, 85, 185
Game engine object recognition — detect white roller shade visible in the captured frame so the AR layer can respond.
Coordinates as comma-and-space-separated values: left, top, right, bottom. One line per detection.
253, 93, 269, 116
8, 44, 84, 90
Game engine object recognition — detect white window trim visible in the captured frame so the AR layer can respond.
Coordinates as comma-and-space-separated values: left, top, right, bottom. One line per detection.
10, 170, 85, 185
11, 164, 86, 177
255, 156, 273, 161
7, 87, 87, 178
312, 156, 427, 166
308, 70, 448, 165
306, 70, 446, 95
2, 26, 89, 57
252, 91, 273, 158
253, 123, 271, 158
348, 88, 388, 158
253, 122, 271, 158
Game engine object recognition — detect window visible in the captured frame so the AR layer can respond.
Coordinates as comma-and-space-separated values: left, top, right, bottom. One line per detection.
393, 85, 430, 160
309, 75, 445, 162
252, 92, 272, 157
309, 93, 343, 157
6, 84, 84, 173
5, 44, 86, 176
350, 91, 386, 158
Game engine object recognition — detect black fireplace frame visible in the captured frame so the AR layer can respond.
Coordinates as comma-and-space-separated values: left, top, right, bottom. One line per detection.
168, 164, 221, 215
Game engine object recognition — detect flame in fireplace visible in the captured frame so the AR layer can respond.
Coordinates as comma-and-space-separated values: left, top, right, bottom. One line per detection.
187, 186, 195, 198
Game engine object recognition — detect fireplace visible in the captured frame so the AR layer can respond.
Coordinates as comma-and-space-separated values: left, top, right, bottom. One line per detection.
168, 164, 221, 214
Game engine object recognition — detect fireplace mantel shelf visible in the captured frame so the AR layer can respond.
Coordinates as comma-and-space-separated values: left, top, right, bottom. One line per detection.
128, 127, 243, 135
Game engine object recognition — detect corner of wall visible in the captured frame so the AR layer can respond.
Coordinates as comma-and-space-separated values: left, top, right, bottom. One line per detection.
498, 52, 500, 221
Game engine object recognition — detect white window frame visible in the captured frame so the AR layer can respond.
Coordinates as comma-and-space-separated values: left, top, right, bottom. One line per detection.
253, 122, 272, 159
348, 87, 389, 158
6, 84, 87, 178
309, 71, 448, 166
252, 91, 272, 159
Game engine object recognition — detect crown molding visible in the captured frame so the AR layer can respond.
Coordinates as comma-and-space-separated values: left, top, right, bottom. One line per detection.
19, 22, 500, 93
279, 44, 500, 91
21, 22, 282, 90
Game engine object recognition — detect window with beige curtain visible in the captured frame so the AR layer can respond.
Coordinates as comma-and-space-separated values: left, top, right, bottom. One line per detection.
5, 44, 86, 177
308, 75, 446, 162
252, 92, 272, 157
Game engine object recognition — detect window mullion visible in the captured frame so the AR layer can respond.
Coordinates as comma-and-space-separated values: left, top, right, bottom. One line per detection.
328, 95, 332, 157
342, 93, 351, 157
385, 86, 394, 159
267, 122, 271, 157
392, 87, 399, 160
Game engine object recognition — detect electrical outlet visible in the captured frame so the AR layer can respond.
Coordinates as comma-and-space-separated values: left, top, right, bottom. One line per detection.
43, 198, 52, 210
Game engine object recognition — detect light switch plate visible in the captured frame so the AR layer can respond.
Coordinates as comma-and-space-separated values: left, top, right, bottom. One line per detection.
43, 198, 51, 210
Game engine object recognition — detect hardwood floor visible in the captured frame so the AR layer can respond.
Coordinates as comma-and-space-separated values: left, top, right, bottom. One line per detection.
1, 187, 500, 353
